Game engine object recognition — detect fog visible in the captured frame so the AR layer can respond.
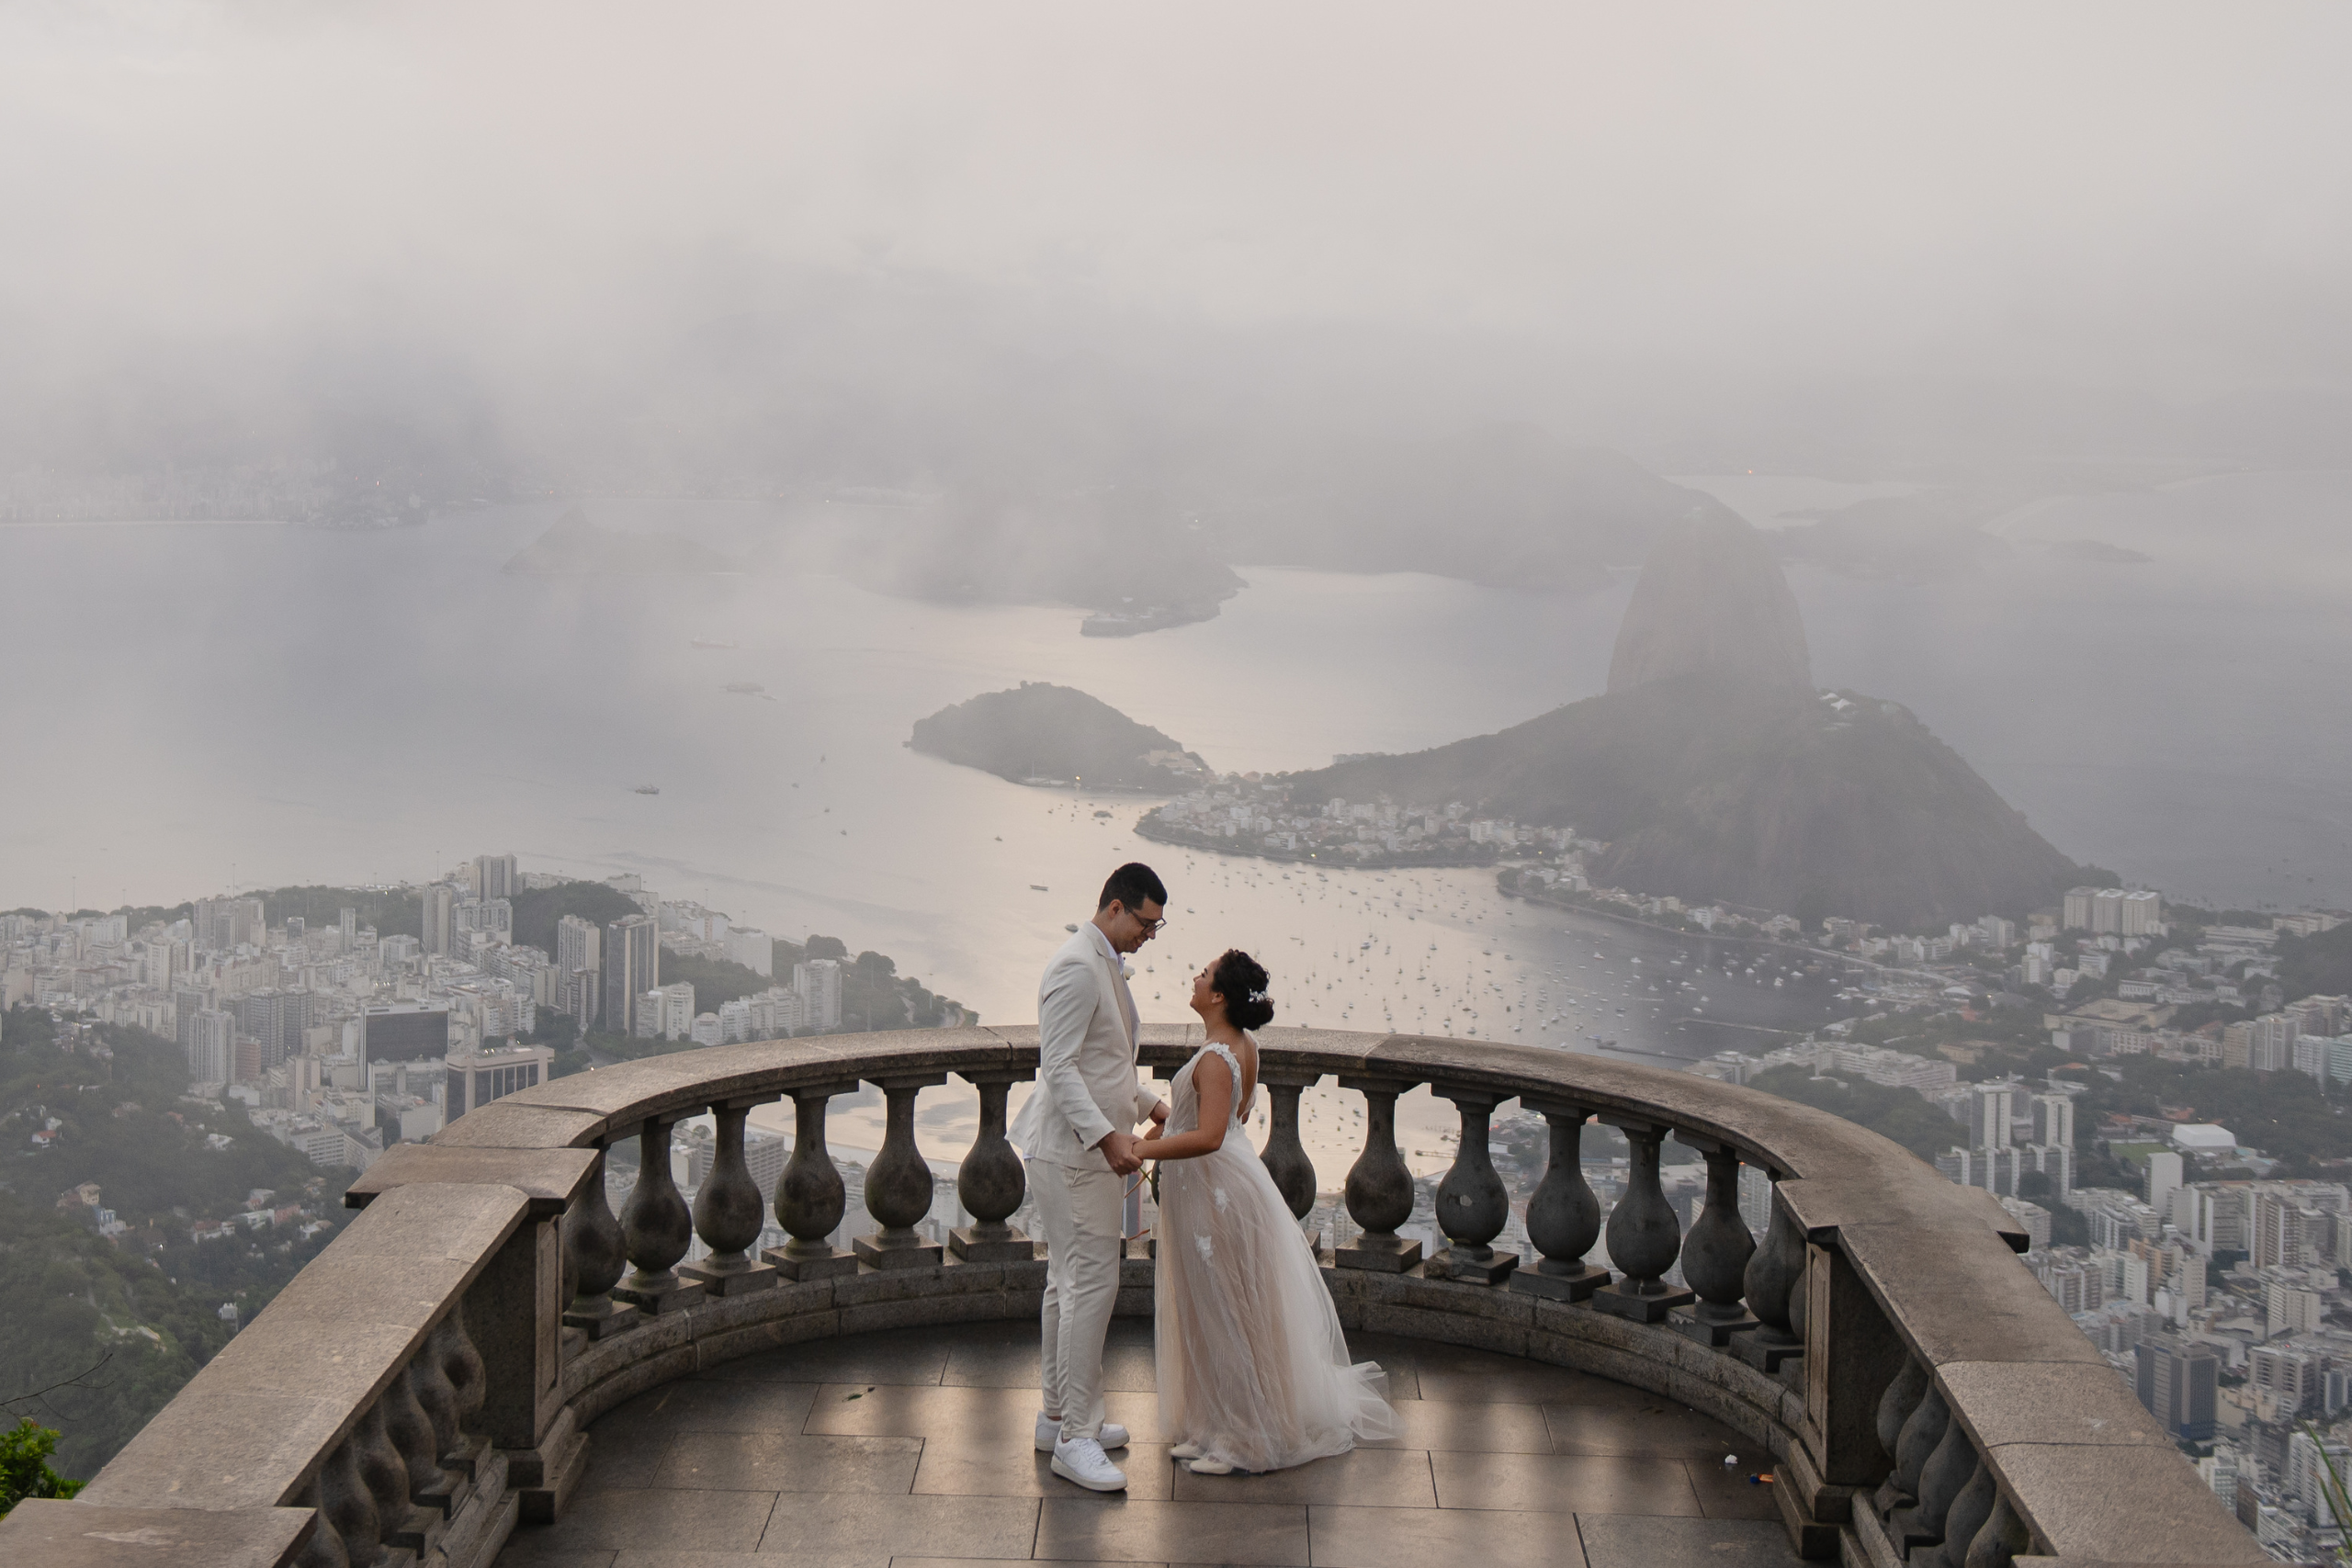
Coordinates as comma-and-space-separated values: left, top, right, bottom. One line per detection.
5, 3, 2349, 490
8, 4, 2352, 944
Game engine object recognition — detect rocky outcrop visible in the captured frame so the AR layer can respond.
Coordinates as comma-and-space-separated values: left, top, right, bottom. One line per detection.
1606, 515, 1812, 695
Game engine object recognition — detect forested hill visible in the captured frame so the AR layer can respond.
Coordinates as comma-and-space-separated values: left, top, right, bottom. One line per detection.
0, 1009, 349, 1479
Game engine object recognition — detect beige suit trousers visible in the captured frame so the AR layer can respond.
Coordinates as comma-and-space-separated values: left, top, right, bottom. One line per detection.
1029, 1156, 1125, 1443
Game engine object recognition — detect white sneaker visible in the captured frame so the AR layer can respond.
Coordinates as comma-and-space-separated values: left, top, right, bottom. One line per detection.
1170, 1440, 1203, 1461
1035, 1413, 1128, 1452
1051, 1436, 1128, 1492
1184, 1454, 1238, 1474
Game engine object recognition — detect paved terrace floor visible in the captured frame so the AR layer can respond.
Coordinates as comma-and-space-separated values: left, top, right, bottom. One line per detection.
495, 1319, 1799, 1568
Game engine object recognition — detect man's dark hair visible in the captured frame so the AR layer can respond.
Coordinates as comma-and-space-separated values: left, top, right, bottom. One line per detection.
1098, 862, 1167, 914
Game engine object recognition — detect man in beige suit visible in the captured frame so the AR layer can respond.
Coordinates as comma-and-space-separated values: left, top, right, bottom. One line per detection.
1012, 862, 1171, 1491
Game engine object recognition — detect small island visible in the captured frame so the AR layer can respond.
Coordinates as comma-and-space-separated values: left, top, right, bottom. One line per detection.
910, 682, 1211, 791
503, 509, 741, 575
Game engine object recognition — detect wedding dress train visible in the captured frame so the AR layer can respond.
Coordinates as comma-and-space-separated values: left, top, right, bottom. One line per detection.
1153, 1040, 1396, 1472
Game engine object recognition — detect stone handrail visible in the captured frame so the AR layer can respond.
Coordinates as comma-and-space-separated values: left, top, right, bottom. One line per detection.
0, 1025, 2260, 1568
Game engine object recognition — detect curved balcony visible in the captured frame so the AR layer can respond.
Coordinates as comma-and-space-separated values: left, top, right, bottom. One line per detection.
0, 1027, 2261, 1568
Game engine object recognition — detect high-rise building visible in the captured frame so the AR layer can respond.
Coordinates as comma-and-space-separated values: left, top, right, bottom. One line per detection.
193, 896, 265, 953
2136, 1338, 2217, 1441
422, 884, 458, 957
796, 957, 843, 1031
2063, 888, 2098, 931
658, 982, 695, 1041
2120, 889, 2164, 936
363, 1002, 453, 1064
723, 927, 774, 976
2029, 1090, 2075, 1149
445, 1042, 553, 1122
339, 907, 357, 952
2147, 1150, 2185, 1218
2251, 1012, 2299, 1074
186, 1008, 235, 1084
471, 853, 517, 901
556, 916, 601, 1026
604, 915, 658, 1036
1976, 915, 2018, 950
1968, 1082, 2017, 1150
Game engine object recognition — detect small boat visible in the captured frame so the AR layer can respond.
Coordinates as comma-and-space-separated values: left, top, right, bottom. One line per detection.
1064, 923, 1080, 933
723, 682, 766, 695
689, 638, 739, 650
1030, 885, 1049, 892
633, 784, 661, 795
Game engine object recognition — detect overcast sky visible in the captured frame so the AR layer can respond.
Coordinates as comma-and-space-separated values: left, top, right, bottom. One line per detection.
4, 3, 2346, 474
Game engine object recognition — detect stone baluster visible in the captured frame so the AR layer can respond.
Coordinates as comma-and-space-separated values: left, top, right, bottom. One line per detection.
1869, 1356, 1931, 1513
561, 1140, 639, 1339
1591, 1116, 1695, 1322
1670, 1137, 1758, 1346
1257, 1067, 1322, 1251
1891, 1380, 1951, 1515
682, 1096, 781, 1296
350, 1400, 414, 1557
409, 1332, 463, 1470
1509, 1095, 1610, 1301
854, 1073, 948, 1268
379, 1367, 451, 1511
763, 1080, 861, 1279
1896, 1396, 1979, 1555
952, 1068, 1038, 1261
316, 1434, 381, 1568
290, 1474, 343, 1568
1931, 1456, 2000, 1568
614, 1113, 705, 1313
1333, 1075, 1423, 1271
1733, 1172, 1806, 1372
1964, 1492, 2032, 1568
1425, 1087, 1518, 1285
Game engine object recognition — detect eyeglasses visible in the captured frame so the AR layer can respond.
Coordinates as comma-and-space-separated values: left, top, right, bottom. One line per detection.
1125, 909, 1169, 936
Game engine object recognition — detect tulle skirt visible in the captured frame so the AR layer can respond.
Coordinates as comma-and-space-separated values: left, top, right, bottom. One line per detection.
1153, 1141, 1396, 1472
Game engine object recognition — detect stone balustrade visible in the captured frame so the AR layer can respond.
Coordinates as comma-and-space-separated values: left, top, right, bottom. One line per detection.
0, 1026, 2262, 1568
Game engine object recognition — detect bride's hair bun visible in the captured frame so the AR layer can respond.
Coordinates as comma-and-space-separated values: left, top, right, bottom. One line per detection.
1212, 948, 1275, 1031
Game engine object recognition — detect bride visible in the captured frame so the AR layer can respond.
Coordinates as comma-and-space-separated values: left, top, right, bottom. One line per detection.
1143, 948, 1397, 1475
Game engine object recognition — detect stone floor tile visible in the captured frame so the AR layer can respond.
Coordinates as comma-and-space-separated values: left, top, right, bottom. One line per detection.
1543, 1400, 1745, 1458
700, 1329, 953, 1387
752, 1492, 1042, 1565
944, 1335, 1158, 1393
803, 1382, 1042, 1439
1428, 1450, 1702, 1515
1573, 1513, 1800, 1567
574, 1421, 679, 1495
494, 1549, 617, 1568
1170, 1448, 1435, 1507
1360, 1398, 1552, 1453
1680, 1458, 1783, 1521
914, 1435, 1178, 1501
893, 1562, 1161, 1568
607, 1379, 824, 1436
1035, 1498, 1310, 1565
655, 1430, 923, 1494
499, 1487, 777, 1556
1306, 1504, 1587, 1568
1414, 1364, 1643, 1407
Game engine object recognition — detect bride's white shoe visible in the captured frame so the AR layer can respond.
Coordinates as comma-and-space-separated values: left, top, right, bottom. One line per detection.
1170, 1441, 1203, 1461
1183, 1455, 1238, 1474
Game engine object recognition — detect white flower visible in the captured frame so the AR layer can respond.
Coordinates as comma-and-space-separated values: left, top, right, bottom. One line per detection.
1195, 1234, 1214, 1261
1214, 1187, 1231, 1213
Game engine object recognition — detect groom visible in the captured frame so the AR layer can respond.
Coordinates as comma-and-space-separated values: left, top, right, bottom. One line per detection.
1012, 861, 1172, 1493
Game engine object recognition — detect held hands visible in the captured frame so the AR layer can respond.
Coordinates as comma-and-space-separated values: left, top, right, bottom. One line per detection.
1099, 1130, 1146, 1176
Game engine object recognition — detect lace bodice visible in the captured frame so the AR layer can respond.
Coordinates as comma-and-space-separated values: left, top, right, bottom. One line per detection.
1170, 1039, 1252, 1134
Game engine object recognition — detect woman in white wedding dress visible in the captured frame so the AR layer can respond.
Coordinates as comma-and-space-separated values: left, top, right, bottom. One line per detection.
1142, 949, 1396, 1475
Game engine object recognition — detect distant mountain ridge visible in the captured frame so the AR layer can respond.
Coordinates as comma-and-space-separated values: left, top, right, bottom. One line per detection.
1281, 515, 2086, 930
910, 683, 1210, 791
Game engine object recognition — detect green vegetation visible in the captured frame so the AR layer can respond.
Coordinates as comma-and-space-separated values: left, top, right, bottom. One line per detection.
910, 682, 1210, 790
508, 880, 642, 956
252, 885, 421, 941
1745, 1066, 1964, 1163
0, 1419, 84, 1517
0, 1007, 348, 1476
2278, 923, 2352, 1002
